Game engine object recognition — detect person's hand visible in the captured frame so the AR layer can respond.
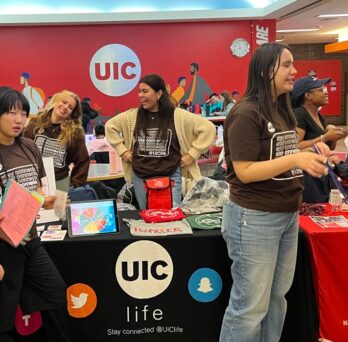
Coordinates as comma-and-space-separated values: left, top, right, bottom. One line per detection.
296, 152, 328, 178
328, 155, 341, 165
43, 195, 56, 210
323, 128, 345, 142
0, 225, 8, 243
0, 213, 5, 242
0, 264, 4, 281
181, 153, 195, 167
325, 124, 336, 131
314, 142, 330, 157
121, 150, 132, 163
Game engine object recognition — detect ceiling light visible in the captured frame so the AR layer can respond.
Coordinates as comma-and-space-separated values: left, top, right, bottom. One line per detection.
317, 14, 348, 18
276, 28, 320, 33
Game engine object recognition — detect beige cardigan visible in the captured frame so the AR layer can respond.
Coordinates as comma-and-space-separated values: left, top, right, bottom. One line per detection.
105, 107, 216, 181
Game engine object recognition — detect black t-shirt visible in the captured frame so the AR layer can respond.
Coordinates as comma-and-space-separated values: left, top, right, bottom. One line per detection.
294, 106, 331, 203
294, 106, 327, 140
132, 112, 181, 178
224, 100, 304, 212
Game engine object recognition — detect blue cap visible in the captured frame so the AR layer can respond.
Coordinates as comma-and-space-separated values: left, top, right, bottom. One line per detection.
292, 76, 331, 101
21, 72, 30, 79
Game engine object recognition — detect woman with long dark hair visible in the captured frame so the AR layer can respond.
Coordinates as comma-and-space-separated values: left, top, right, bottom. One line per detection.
106, 73, 216, 209
219, 91, 235, 116
220, 43, 329, 341
24, 90, 89, 191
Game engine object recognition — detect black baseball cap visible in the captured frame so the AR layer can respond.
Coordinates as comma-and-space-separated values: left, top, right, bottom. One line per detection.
292, 76, 331, 101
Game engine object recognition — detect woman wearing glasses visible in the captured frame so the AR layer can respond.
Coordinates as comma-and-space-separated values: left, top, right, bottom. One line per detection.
291, 76, 346, 202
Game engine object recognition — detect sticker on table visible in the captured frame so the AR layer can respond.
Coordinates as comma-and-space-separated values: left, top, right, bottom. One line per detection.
14, 305, 42, 335
188, 268, 222, 302
67, 283, 97, 318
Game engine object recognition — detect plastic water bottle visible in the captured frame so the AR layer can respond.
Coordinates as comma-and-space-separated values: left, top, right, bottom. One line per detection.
205, 103, 211, 117
109, 149, 118, 174
217, 125, 223, 142
330, 189, 341, 212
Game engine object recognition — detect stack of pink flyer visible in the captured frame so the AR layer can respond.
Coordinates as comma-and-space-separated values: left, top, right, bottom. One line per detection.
0, 179, 44, 246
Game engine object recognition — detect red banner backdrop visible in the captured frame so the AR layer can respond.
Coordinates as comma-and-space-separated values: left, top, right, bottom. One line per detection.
0, 20, 275, 115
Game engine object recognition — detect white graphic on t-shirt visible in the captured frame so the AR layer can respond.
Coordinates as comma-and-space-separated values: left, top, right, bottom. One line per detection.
270, 131, 303, 180
267, 122, 275, 133
0, 164, 39, 202
35, 135, 67, 168
136, 128, 172, 158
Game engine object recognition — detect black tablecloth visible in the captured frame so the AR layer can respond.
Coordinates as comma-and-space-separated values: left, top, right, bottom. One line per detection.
14, 211, 318, 342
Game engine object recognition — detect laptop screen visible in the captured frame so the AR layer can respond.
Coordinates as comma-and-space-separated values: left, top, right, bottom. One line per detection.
67, 199, 118, 237
85, 134, 95, 145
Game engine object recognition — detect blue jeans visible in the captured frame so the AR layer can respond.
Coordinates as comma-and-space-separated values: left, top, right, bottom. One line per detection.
219, 201, 298, 342
132, 167, 182, 210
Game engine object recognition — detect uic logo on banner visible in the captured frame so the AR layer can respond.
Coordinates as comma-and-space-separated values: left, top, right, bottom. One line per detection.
115, 240, 173, 299
89, 43, 141, 96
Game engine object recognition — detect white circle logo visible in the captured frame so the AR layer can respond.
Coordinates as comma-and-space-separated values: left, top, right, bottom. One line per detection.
89, 44, 141, 96
115, 241, 173, 299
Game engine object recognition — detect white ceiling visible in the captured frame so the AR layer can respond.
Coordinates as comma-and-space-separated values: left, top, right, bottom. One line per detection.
273, 0, 348, 44
0, 0, 346, 44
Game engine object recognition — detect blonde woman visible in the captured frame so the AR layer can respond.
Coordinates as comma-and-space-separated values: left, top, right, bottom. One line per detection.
24, 90, 89, 191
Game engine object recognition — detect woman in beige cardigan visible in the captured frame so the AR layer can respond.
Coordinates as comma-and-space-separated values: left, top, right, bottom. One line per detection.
106, 74, 216, 209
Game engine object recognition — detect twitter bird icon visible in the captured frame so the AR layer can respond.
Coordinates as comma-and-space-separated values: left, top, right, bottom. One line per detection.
71, 293, 88, 309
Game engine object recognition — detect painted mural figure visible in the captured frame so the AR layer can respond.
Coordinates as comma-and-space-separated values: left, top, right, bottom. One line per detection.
20, 72, 44, 115
180, 63, 212, 106
171, 76, 186, 103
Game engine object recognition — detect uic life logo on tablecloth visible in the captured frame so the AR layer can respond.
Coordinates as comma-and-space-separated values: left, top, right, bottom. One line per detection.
115, 240, 173, 299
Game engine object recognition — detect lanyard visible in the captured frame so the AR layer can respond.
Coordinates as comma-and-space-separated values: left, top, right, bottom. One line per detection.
312, 143, 348, 203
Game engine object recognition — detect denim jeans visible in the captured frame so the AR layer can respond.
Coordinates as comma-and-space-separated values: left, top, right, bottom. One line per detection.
132, 167, 182, 209
219, 201, 298, 342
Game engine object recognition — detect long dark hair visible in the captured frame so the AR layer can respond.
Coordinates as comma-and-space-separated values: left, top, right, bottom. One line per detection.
134, 74, 175, 141
240, 42, 296, 130
220, 91, 233, 111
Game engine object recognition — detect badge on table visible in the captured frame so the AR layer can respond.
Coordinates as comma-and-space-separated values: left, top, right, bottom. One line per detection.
186, 213, 222, 230
188, 268, 223, 303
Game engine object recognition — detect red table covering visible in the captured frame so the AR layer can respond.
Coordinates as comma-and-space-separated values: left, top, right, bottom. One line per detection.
300, 210, 348, 341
